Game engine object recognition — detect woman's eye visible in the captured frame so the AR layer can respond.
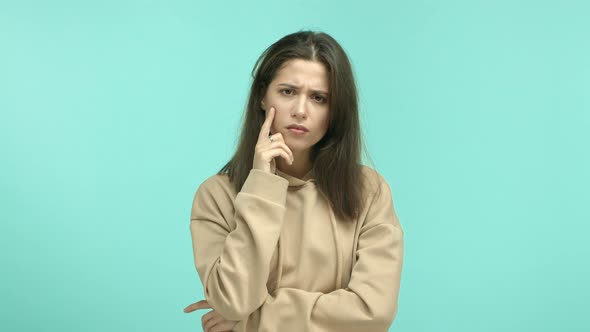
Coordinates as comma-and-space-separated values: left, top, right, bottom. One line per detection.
314, 95, 327, 103
281, 89, 294, 95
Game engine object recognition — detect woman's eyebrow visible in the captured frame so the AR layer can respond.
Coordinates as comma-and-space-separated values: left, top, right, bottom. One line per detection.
278, 83, 328, 95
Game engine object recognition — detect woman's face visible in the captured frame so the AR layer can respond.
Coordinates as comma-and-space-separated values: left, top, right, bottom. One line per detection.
261, 59, 330, 155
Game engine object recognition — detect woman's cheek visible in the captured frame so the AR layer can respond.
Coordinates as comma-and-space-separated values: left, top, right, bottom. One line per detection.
271, 122, 280, 137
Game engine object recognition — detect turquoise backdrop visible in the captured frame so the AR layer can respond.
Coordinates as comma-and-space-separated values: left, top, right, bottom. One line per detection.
1, 1, 588, 331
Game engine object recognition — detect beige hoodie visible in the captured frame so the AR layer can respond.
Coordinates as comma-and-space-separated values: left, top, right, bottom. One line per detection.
189, 166, 404, 332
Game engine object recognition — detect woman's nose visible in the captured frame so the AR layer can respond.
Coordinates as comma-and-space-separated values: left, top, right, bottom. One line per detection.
292, 96, 308, 118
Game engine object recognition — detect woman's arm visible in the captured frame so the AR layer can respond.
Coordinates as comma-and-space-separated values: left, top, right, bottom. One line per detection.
190, 169, 289, 321
234, 178, 404, 332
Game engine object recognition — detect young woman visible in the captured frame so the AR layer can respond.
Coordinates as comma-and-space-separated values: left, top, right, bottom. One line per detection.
183, 30, 404, 332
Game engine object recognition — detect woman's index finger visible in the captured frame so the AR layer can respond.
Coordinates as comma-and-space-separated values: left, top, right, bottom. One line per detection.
258, 107, 274, 140
183, 300, 211, 313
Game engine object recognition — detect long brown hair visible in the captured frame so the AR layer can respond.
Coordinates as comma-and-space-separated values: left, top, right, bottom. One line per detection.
219, 30, 374, 221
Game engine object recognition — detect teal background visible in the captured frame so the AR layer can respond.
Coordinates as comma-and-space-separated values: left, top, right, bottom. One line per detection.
1, 0, 588, 331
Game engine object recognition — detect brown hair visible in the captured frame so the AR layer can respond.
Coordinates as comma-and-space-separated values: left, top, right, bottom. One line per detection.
219, 30, 374, 221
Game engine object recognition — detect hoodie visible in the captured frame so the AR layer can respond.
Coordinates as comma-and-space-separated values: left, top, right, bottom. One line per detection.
189, 165, 404, 332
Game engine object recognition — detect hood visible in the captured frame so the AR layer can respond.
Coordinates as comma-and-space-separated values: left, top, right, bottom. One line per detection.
275, 168, 315, 188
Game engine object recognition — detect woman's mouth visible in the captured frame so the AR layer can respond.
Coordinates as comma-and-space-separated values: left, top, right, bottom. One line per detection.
288, 128, 307, 135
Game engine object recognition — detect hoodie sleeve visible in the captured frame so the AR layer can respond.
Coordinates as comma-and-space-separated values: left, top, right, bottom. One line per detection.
189, 169, 289, 321
234, 177, 404, 332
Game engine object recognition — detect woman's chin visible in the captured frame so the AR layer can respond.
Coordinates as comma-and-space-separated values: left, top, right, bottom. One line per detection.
286, 144, 311, 154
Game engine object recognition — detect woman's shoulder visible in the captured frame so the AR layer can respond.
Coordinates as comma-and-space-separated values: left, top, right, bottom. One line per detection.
197, 171, 233, 190
190, 172, 240, 222
359, 164, 388, 194
192, 172, 238, 206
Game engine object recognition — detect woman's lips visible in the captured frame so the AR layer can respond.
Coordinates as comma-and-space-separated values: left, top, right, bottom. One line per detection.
286, 124, 309, 134
288, 128, 307, 135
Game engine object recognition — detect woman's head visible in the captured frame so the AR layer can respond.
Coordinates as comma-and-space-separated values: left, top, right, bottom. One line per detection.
249, 31, 360, 162
220, 30, 370, 221
260, 58, 330, 157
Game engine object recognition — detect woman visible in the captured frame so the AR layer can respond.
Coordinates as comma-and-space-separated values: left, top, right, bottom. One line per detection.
183, 30, 404, 332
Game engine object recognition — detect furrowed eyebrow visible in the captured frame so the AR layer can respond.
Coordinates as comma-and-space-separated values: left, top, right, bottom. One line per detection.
278, 83, 328, 96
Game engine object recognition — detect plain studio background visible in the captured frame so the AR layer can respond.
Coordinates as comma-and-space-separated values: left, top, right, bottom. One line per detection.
1, 1, 588, 331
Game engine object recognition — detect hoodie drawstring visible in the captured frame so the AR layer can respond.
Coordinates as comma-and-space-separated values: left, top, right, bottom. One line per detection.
276, 235, 284, 289
328, 205, 343, 289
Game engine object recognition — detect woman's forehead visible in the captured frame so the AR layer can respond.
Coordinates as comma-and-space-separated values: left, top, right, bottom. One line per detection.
273, 59, 329, 89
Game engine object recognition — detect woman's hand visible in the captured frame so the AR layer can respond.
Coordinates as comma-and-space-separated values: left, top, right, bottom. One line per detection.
253, 107, 294, 174
183, 299, 239, 332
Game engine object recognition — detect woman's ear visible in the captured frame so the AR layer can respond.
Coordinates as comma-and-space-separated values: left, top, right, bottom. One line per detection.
260, 100, 266, 111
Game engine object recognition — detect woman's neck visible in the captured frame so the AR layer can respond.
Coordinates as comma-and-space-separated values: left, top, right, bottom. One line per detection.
276, 150, 312, 179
